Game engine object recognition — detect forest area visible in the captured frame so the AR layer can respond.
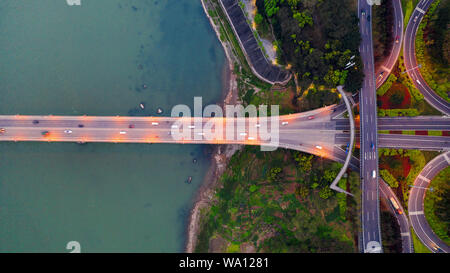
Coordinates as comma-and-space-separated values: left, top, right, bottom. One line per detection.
255, 0, 364, 93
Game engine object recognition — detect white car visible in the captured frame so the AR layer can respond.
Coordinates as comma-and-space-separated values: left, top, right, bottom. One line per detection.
255, 124, 261, 128
239, 132, 247, 136
151, 122, 159, 126
171, 124, 178, 129
188, 125, 195, 129
315, 145, 322, 150
119, 131, 127, 135
416, 79, 421, 85
64, 130, 72, 134
372, 170, 376, 178
248, 137, 255, 140
281, 121, 289, 125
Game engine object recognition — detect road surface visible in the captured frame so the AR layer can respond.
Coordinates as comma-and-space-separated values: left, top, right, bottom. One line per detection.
408, 151, 450, 253
375, 0, 404, 88
403, 0, 450, 115
358, 0, 382, 253
379, 179, 414, 253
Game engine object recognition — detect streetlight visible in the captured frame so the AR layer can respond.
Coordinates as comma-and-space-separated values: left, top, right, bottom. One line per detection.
409, 185, 433, 192
402, 64, 422, 74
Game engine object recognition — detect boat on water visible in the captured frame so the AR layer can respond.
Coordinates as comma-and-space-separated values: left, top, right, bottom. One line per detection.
185, 176, 192, 184
139, 102, 145, 109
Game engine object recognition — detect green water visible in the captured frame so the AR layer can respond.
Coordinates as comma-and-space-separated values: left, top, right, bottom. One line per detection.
0, 0, 225, 252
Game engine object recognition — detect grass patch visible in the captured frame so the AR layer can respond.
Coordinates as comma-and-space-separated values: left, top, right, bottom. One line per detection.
411, 227, 432, 253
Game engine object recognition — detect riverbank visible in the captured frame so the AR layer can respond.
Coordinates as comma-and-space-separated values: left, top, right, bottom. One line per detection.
185, 0, 241, 253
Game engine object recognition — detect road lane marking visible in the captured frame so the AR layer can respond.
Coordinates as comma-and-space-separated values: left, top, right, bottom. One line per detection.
401, 232, 410, 237
418, 175, 430, 183
409, 211, 424, 216
415, 7, 425, 14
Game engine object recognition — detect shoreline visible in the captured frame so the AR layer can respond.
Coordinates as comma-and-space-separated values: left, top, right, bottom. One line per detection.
184, 0, 241, 253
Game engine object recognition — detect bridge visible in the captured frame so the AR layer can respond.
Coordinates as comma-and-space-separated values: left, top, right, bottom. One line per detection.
1, 106, 448, 157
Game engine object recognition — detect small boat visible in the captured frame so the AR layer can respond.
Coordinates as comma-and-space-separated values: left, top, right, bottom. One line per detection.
185, 176, 192, 184
142, 84, 148, 89
156, 107, 163, 114
192, 158, 197, 164
139, 102, 145, 109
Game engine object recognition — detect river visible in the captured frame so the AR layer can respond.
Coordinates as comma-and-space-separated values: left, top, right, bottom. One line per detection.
0, 0, 225, 252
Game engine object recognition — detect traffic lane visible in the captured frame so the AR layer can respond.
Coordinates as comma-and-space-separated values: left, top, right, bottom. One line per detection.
404, 0, 450, 114
379, 180, 413, 253
335, 116, 450, 131
335, 133, 450, 150
375, 0, 404, 88
409, 152, 450, 252
359, 0, 382, 252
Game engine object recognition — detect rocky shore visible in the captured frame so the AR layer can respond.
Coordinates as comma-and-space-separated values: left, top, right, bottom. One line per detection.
184, 0, 242, 253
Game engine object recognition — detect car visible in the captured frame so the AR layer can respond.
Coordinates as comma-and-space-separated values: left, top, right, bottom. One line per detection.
248, 137, 255, 140
281, 121, 289, 125
239, 132, 247, 136
119, 131, 127, 135
345, 143, 350, 154
379, 71, 385, 78
255, 123, 261, 128
171, 125, 178, 129
367, 15, 370, 22
188, 125, 195, 129
151, 122, 159, 126
361, 9, 365, 16
64, 130, 73, 134
307, 116, 314, 120
41, 131, 50, 137
413, 15, 418, 23
416, 79, 421, 85
32, 120, 39, 124
395, 36, 399, 43
371, 142, 375, 150
372, 170, 376, 178
78, 124, 84, 128
128, 124, 135, 128
0, 128, 5, 134
315, 145, 322, 150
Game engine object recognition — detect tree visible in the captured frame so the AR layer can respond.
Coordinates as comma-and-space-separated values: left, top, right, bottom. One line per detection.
254, 13, 263, 25
295, 184, 310, 199
319, 187, 333, 199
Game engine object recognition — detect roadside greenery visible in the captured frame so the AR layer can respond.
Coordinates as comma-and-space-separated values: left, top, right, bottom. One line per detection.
415, 0, 450, 102
377, 74, 397, 96
424, 167, 450, 245
377, 108, 419, 117
255, 0, 364, 93
380, 169, 399, 188
195, 147, 359, 253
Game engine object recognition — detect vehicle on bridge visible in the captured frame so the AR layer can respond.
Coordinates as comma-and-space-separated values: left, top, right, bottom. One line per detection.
41, 131, 50, 137
0, 128, 5, 135
389, 197, 403, 215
